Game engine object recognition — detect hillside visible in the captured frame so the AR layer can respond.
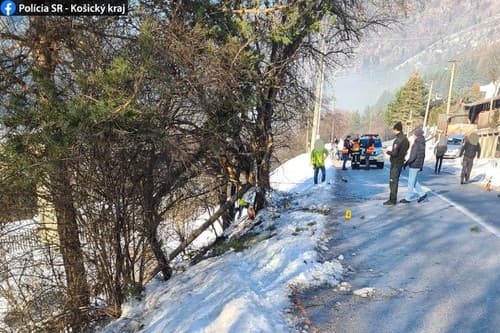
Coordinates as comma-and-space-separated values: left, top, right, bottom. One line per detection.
331, 0, 500, 111
357, 0, 500, 72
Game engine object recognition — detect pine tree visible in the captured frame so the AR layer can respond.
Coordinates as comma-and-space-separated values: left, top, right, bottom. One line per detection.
385, 71, 427, 130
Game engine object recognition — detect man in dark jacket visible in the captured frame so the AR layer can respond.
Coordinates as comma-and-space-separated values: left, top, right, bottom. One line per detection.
459, 132, 481, 184
384, 121, 409, 205
400, 128, 427, 203
434, 135, 447, 174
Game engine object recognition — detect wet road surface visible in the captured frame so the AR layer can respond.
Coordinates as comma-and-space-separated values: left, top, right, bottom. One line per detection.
294, 161, 500, 333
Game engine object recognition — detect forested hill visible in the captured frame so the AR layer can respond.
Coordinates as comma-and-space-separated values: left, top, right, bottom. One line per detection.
333, 0, 500, 111
356, 0, 500, 73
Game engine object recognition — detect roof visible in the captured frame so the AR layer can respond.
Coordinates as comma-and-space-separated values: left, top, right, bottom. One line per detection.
463, 95, 500, 123
463, 95, 500, 109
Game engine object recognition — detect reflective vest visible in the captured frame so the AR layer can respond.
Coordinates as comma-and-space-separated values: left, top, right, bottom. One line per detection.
366, 144, 375, 154
310, 148, 328, 167
352, 142, 360, 152
342, 147, 349, 154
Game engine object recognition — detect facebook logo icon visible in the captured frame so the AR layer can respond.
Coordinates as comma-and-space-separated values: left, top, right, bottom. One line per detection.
1, 0, 16, 16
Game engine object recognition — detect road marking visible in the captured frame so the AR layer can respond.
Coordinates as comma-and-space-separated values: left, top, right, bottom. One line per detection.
426, 188, 500, 239
395, 169, 500, 239
355, 163, 499, 238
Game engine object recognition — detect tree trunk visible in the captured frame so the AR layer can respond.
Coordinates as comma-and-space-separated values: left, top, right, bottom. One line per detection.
142, 187, 246, 285
143, 147, 172, 280
219, 179, 234, 230
254, 86, 276, 210
112, 205, 125, 316
50, 163, 90, 332
30, 18, 90, 329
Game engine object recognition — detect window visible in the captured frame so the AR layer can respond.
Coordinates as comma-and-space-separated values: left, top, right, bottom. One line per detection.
360, 138, 382, 148
447, 137, 464, 145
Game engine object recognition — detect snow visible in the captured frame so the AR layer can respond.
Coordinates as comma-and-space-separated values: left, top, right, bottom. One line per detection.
100, 154, 343, 333
2, 149, 498, 332
353, 287, 375, 298
99, 150, 499, 333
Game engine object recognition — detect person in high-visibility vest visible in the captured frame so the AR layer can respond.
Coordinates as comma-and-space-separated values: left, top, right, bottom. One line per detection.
236, 172, 257, 220
310, 139, 329, 184
364, 137, 375, 170
351, 138, 361, 169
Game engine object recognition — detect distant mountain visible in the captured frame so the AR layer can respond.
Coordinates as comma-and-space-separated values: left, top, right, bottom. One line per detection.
330, 0, 500, 111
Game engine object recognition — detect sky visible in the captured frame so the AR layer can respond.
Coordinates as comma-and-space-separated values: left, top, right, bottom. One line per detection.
328, 68, 411, 111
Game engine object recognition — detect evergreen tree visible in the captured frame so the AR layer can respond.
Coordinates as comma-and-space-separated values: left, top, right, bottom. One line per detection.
385, 71, 427, 130
428, 101, 447, 126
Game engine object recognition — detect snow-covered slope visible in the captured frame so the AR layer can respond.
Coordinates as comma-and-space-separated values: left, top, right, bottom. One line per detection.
100, 155, 343, 333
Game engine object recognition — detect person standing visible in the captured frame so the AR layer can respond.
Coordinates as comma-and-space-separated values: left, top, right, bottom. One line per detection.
400, 128, 427, 203
459, 132, 481, 184
351, 138, 361, 169
337, 137, 343, 160
384, 121, 409, 205
333, 137, 340, 160
364, 136, 375, 170
434, 135, 447, 174
311, 139, 329, 184
341, 136, 351, 170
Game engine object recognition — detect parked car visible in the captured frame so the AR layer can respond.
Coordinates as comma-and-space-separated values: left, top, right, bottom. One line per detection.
359, 134, 385, 169
443, 134, 466, 159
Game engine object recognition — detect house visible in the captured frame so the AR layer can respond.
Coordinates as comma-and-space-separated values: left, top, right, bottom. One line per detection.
462, 82, 500, 158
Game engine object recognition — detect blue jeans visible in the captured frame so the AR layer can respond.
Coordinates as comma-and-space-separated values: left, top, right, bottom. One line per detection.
314, 165, 326, 184
342, 154, 349, 169
405, 167, 425, 201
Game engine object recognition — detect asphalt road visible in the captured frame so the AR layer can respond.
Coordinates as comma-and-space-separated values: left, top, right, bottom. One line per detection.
417, 161, 499, 234
295, 161, 500, 333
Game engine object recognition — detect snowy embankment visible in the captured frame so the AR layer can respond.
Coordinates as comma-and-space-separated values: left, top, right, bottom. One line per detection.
101, 154, 343, 333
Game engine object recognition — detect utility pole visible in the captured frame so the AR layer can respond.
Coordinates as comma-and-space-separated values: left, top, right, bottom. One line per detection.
446, 60, 457, 116
423, 80, 433, 135
310, 30, 326, 152
330, 113, 335, 144
407, 109, 413, 134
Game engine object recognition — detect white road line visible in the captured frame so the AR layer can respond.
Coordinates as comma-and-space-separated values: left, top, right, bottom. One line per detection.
428, 188, 500, 238
397, 171, 500, 239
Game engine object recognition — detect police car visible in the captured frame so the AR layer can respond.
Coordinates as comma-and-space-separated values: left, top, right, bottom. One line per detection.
359, 134, 385, 169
